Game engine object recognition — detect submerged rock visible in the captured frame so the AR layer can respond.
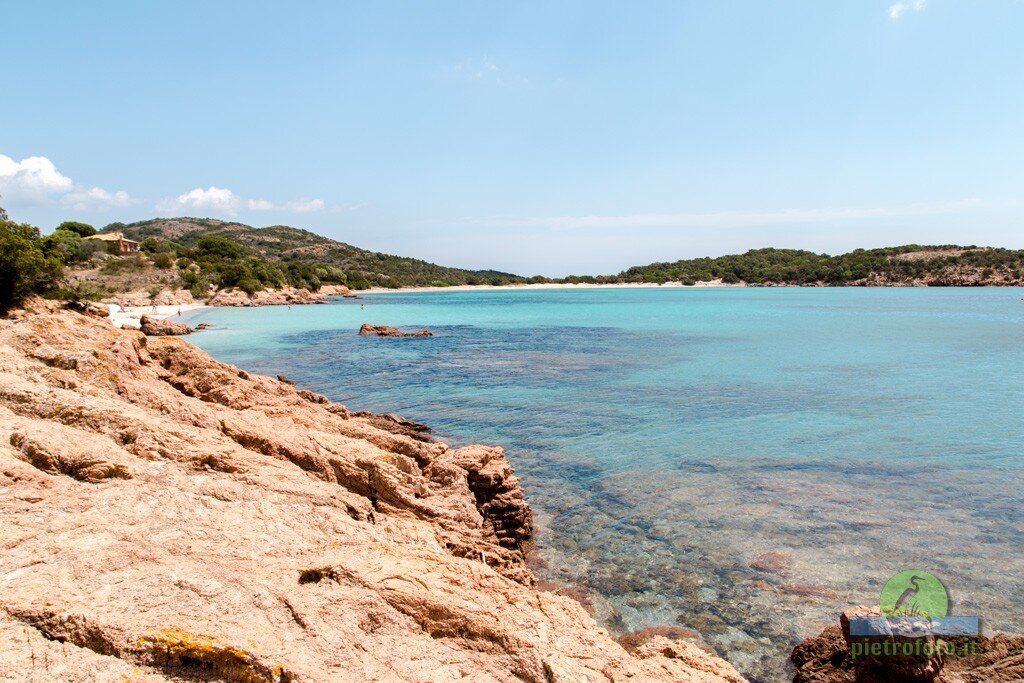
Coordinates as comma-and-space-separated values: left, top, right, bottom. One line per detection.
749, 551, 792, 574
0, 300, 744, 682
359, 323, 433, 337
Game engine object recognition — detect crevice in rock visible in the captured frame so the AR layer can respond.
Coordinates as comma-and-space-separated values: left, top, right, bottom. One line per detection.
10, 431, 132, 483
298, 567, 339, 585
6, 608, 121, 657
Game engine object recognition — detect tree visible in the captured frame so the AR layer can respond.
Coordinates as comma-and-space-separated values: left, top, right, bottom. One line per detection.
56, 221, 96, 237
0, 219, 64, 314
43, 228, 83, 263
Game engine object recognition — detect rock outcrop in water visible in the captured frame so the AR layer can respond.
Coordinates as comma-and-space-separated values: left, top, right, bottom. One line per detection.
792, 607, 1024, 682
139, 314, 194, 336
0, 300, 744, 682
359, 323, 434, 338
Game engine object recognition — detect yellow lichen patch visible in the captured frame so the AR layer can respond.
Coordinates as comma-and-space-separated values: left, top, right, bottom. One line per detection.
136, 628, 295, 682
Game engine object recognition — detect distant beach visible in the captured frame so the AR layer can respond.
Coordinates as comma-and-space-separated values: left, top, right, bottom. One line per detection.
109, 302, 208, 328
363, 278, 746, 294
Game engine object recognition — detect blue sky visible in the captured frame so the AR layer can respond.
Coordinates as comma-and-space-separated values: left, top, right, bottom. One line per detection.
2, 1, 1023, 276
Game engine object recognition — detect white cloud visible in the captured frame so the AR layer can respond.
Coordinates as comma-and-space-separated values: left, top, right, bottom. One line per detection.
158, 187, 326, 216
0, 152, 327, 218
284, 198, 325, 213
472, 201, 982, 232
162, 185, 244, 215
0, 153, 135, 210
889, 0, 926, 21
0, 154, 73, 204
62, 187, 134, 211
247, 198, 275, 211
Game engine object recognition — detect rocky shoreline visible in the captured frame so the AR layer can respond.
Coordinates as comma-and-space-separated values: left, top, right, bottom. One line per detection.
0, 301, 744, 682
112, 284, 353, 311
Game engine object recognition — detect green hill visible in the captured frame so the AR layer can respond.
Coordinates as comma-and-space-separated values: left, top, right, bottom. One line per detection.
615, 245, 1024, 286
103, 217, 524, 289
92, 217, 1024, 290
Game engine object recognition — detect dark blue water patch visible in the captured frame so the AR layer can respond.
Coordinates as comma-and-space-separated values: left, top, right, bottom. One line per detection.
265, 324, 718, 390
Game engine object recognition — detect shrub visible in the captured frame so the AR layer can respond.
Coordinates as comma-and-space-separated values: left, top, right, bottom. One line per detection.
0, 219, 64, 313
100, 256, 148, 275
217, 262, 252, 289
46, 281, 107, 303
153, 252, 174, 269
196, 235, 243, 260
347, 274, 372, 290
237, 277, 262, 295
141, 237, 176, 255
79, 239, 110, 260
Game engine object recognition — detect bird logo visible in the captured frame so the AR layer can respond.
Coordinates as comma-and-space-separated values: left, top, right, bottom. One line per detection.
880, 570, 949, 619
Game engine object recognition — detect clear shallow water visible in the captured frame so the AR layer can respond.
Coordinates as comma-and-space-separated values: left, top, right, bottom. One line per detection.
184, 288, 1024, 681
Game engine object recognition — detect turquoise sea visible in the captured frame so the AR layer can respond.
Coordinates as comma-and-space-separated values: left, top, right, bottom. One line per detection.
184, 287, 1024, 681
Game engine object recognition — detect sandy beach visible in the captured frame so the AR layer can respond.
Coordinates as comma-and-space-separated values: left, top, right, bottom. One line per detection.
362, 279, 745, 295
108, 302, 209, 329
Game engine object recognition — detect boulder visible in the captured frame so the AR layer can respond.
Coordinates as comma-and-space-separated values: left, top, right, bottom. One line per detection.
139, 315, 193, 336
317, 284, 353, 296
359, 324, 433, 338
